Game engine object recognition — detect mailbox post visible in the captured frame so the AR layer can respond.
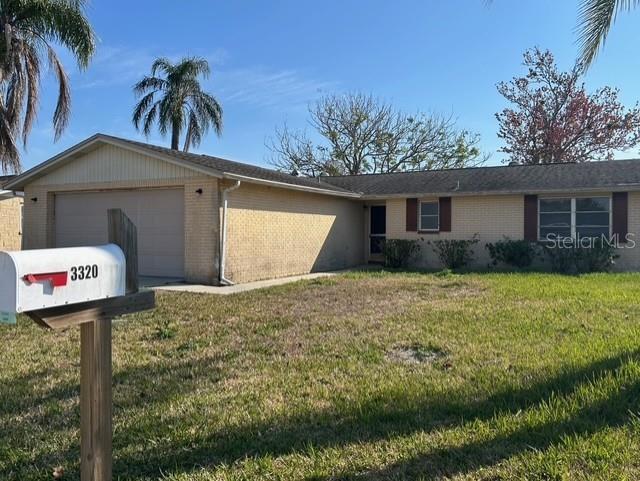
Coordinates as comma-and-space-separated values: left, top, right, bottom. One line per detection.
1, 209, 155, 481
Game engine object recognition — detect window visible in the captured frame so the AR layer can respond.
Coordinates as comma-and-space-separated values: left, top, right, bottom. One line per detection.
539, 198, 571, 239
539, 196, 610, 240
420, 201, 439, 231
575, 197, 610, 238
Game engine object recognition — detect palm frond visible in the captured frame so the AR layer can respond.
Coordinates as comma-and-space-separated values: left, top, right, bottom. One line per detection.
183, 110, 203, 151
0, 100, 21, 173
47, 46, 70, 140
19, 0, 96, 68
132, 55, 222, 150
151, 57, 173, 77
176, 56, 210, 80
132, 76, 166, 96
142, 101, 160, 137
577, 0, 640, 68
194, 92, 223, 136
22, 41, 41, 145
132, 92, 156, 129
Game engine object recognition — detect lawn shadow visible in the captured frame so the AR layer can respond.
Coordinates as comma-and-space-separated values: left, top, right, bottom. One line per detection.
0, 354, 231, 480
307, 374, 640, 480
107, 349, 640, 479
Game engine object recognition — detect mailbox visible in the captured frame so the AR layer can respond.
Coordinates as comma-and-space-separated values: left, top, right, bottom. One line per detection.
0, 244, 126, 324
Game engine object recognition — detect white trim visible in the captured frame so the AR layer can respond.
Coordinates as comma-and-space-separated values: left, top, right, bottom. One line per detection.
222, 172, 362, 198
418, 200, 439, 232
4, 134, 222, 190
538, 194, 611, 241
360, 186, 640, 200
4, 134, 360, 199
219, 180, 242, 285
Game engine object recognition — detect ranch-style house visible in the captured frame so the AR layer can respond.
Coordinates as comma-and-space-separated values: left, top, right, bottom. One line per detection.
4, 133, 640, 284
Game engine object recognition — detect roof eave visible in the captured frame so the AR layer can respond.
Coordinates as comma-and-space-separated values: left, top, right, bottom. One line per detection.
223, 172, 363, 198
359, 185, 640, 200
4, 134, 224, 190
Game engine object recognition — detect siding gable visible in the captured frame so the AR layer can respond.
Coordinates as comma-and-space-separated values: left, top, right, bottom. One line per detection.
31, 143, 200, 186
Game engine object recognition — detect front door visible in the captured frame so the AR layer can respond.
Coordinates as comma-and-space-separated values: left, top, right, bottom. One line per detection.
370, 205, 386, 257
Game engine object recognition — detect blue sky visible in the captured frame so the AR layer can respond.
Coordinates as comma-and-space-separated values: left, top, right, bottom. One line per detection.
20, 0, 640, 171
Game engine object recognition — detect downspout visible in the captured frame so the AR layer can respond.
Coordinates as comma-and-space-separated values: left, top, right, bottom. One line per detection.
219, 180, 241, 285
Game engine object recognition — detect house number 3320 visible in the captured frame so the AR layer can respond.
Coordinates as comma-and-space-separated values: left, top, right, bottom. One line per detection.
70, 264, 99, 281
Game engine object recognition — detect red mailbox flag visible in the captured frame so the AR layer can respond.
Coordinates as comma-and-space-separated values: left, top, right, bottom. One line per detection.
23, 272, 68, 288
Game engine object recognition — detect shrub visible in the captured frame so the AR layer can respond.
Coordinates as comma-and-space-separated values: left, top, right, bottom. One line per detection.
486, 237, 540, 269
581, 241, 619, 272
383, 239, 420, 268
430, 235, 479, 270
542, 239, 618, 274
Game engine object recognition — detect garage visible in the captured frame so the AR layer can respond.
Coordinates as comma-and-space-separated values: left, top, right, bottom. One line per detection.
54, 189, 185, 278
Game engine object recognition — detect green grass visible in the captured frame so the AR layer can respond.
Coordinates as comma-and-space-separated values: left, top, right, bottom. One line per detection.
3, 271, 640, 480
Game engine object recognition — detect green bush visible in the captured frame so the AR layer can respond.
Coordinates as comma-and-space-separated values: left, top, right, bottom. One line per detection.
486, 237, 540, 269
383, 239, 420, 268
542, 239, 618, 274
430, 235, 479, 270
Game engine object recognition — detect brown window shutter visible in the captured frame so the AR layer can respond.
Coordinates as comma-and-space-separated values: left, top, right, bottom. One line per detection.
612, 192, 628, 242
524, 195, 538, 241
439, 197, 452, 232
406, 198, 417, 231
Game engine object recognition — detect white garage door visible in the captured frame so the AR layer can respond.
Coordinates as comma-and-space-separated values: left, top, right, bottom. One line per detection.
54, 189, 185, 278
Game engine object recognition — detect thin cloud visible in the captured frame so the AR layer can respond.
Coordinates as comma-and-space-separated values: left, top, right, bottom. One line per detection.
75, 45, 228, 90
70, 44, 334, 110
214, 67, 337, 109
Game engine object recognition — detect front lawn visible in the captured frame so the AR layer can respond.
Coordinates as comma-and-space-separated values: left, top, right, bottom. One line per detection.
2, 271, 640, 480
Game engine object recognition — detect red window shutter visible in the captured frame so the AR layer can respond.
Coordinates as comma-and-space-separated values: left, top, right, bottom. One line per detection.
524, 195, 538, 241
406, 198, 417, 231
612, 192, 628, 242
439, 197, 452, 232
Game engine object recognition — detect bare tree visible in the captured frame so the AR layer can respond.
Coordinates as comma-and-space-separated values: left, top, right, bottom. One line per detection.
267, 93, 485, 177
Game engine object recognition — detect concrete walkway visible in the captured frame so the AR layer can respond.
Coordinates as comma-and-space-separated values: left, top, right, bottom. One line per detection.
149, 269, 355, 295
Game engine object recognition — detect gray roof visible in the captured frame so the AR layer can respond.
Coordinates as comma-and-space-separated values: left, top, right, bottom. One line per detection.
6, 133, 640, 197
101, 135, 354, 195
321, 159, 640, 197
108, 136, 640, 196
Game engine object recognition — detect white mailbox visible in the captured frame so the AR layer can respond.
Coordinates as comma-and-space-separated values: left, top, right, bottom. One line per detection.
0, 244, 126, 324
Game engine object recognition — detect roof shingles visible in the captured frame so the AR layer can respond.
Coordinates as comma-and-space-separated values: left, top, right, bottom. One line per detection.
105, 136, 354, 195
6, 133, 640, 197
321, 160, 640, 196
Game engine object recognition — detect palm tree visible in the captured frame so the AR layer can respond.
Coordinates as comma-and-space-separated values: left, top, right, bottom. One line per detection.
577, 0, 639, 68
132, 57, 223, 152
0, 0, 95, 173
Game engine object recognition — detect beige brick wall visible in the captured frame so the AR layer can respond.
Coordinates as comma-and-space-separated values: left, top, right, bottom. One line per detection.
23, 177, 218, 283
383, 195, 525, 269
184, 179, 219, 284
223, 181, 364, 283
0, 196, 22, 251
382, 192, 640, 271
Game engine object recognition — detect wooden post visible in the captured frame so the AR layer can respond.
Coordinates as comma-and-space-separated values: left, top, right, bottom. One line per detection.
26, 209, 154, 481
79, 209, 138, 481
107, 208, 138, 294
80, 318, 112, 481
